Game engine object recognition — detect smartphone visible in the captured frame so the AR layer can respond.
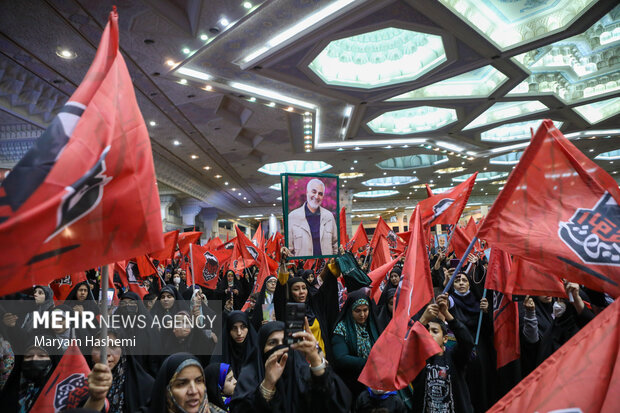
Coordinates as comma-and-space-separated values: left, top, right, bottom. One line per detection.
449, 259, 460, 269
284, 302, 306, 345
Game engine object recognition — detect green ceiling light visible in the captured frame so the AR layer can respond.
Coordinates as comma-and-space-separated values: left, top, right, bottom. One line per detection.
453, 172, 508, 182
354, 190, 400, 198
376, 154, 449, 170
573, 97, 620, 124
361, 176, 419, 187
508, 6, 620, 104
258, 160, 332, 175
481, 119, 564, 142
387, 65, 508, 100
463, 101, 548, 130
595, 149, 620, 160
308, 27, 447, 89
367, 107, 457, 134
489, 152, 523, 165
438, 0, 597, 51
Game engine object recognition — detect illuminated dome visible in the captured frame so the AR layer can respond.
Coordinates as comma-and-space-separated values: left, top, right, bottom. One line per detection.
367, 106, 457, 134
308, 27, 447, 89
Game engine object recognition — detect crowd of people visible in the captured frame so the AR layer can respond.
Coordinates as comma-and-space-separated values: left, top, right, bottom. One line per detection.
0, 241, 612, 413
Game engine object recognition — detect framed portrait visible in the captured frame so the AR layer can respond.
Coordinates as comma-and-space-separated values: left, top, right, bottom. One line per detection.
281, 173, 340, 259
435, 233, 448, 252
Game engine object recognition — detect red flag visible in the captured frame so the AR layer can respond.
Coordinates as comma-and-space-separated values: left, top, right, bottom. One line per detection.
485, 248, 520, 368
204, 236, 224, 251
370, 217, 391, 252
178, 231, 202, 256
231, 226, 259, 272
488, 298, 620, 412
339, 207, 349, 247
114, 261, 149, 298
135, 254, 157, 278
414, 173, 477, 230
464, 216, 477, 241
241, 247, 272, 311
50, 272, 87, 301
349, 222, 369, 254
189, 244, 230, 289
425, 184, 434, 198
265, 232, 284, 262
506, 257, 567, 298
149, 230, 179, 262
252, 223, 265, 250
30, 344, 91, 413
0, 10, 163, 295
370, 235, 391, 271
476, 120, 620, 297
450, 226, 474, 259
368, 255, 402, 304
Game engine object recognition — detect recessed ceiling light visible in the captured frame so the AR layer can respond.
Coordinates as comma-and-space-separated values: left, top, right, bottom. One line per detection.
166, 60, 176, 66
354, 147, 361, 150
191, 154, 198, 159
179, 79, 187, 85
461, 161, 465, 165
149, 121, 157, 126
243, 2, 253, 9
231, 187, 237, 191
383, 172, 387, 175
215, 175, 222, 179
249, 97, 256, 102
220, 18, 230, 26
200, 34, 208, 41
589, 149, 594, 152
268, 102, 276, 107
238, 192, 242, 196
353, 160, 358, 163
204, 85, 213, 91
243, 196, 247, 200
286, 106, 294, 112
273, 203, 276, 206
224, 181, 229, 185
56, 48, 77, 60
350, 167, 354, 170
182, 48, 190, 54
337, 148, 344, 151
173, 140, 181, 146
483, 167, 487, 171
203, 166, 211, 170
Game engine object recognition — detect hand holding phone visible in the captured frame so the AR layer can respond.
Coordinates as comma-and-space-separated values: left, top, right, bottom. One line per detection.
284, 303, 306, 345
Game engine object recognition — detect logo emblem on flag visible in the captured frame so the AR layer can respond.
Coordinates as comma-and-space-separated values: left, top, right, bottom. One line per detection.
432, 198, 454, 221
202, 251, 218, 282
558, 192, 620, 266
46, 146, 113, 242
246, 245, 258, 260
54, 373, 86, 410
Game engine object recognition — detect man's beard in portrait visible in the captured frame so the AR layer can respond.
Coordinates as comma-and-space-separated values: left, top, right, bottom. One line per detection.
308, 198, 321, 211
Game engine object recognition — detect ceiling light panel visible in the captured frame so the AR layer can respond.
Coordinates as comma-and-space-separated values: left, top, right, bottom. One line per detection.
509, 6, 620, 104
367, 106, 457, 134
434, 167, 467, 174
376, 154, 448, 170
438, 0, 598, 51
354, 190, 400, 198
258, 160, 332, 175
595, 149, 620, 160
481, 119, 563, 142
452, 171, 509, 182
308, 27, 447, 89
573, 97, 620, 124
388, 65, 508, 100
489, 151, 523, 165
361, 176, 419, 187
463, 101, 548, 130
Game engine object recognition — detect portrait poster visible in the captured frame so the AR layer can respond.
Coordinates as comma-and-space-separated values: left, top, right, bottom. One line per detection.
435, 233, 448, 252
282, 173, 340, 259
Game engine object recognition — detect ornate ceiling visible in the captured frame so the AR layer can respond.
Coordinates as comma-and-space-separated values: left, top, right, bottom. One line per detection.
0, 0, 619, 222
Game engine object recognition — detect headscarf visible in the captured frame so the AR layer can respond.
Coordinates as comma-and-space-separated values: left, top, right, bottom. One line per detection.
213, 311, 258, 379
150, 284, 186, 318
332, 290, 380, 359
287, 277, 317, 324
376, 288, 396, 330
451, 273, 480, 315
250, 276, 277, 331
33, 285, 55, 311
144, 353, 208, 413
232, 322, 306, 413
204, 363, 231, 410
65, 281, 99, 313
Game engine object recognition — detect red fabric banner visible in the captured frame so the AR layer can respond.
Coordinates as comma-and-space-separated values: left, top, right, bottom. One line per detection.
370, 217, 391, 252
339, 207, 349, 247
370, 235, 391, 272
507, 257, 567, 298
413, 173, 478, 230
189, 244, 229, 290
30, 344, 91, 412
425, 184, 434, 198
349, 222, 369, 255
368, 255, 402, 304
178, 231, 202, 257
149, 230, 179, 262
359, 208, 439, 390
485, 248, 520, 368
476, 120, 620, 297
50, 272, 87, 301
0, 10, 163, 295
488, 298, 620, 412
252, 223, 265, 250
114, 261, 149, 298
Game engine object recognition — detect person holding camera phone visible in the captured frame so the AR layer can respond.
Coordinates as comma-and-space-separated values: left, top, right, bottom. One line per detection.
229, 320, 351, 413
273, 248, 341, 361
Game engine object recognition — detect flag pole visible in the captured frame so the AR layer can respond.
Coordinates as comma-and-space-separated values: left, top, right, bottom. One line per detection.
474, 288, 487, 346
442, 236, 478, 294
100, 264, 109, 361
189, 243, 196, 291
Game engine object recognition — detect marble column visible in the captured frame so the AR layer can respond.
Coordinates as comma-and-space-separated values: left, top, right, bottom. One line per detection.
339, 188, 354, 238
199, 208, 219, 243
180, 198, 202, 229
159, 195, 176, 232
